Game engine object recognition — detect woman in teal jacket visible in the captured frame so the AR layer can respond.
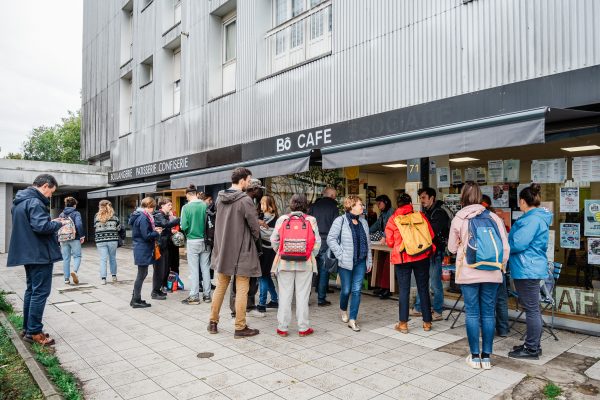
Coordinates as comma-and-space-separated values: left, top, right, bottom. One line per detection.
507, 184, 552, 360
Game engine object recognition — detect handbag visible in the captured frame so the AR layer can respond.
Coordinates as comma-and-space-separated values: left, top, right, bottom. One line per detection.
154, 242, 161, 260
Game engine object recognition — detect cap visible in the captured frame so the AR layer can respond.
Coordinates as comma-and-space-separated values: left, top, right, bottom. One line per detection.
247, 178, 265, 190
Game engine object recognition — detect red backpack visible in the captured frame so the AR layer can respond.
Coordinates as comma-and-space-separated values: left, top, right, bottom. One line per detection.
278, 214, 316, 261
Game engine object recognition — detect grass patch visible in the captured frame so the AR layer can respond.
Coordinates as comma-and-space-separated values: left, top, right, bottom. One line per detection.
0, 291, 14, 313
32, 344, 82, 400
0, 322, 44, 400
543, 381, 562, 399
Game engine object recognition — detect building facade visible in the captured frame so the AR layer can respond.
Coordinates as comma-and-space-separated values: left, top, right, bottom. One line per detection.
83, 0, 600, 331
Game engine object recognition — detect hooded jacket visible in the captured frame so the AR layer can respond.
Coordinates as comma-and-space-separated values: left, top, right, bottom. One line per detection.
423, 200, 451, 248
7, 187, 63, 266
210, 189, 261, 277
153, 210, 180, 250
385, 204, 435, 265
60, 207, 84, 240
508, 207, 553, 280
129, 208, 159, 266
448, 204, 509, 284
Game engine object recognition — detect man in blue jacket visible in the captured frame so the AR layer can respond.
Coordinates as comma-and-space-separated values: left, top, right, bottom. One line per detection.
7, 174, 68, 346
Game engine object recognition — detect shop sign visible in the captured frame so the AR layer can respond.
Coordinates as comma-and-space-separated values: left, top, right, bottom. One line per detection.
275, 128, 332, 153
407, 158, 421, 182
109, 155, 203, 183
556, 286, 600, 318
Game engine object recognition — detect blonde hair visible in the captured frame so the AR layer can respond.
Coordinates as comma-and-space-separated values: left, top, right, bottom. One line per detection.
96, 200, 114, 223
141, 197, 156, 209
343, 195, 363, 212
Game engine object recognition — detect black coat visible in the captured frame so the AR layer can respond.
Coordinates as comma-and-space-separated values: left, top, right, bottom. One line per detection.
308, 197, 339, 240
424, 200, 451, 248
152, 210, 180, 250
129, 209, 159, 266
7, 187, 62, 267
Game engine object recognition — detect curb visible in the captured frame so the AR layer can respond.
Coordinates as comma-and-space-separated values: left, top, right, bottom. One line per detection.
0, 312, 63, 400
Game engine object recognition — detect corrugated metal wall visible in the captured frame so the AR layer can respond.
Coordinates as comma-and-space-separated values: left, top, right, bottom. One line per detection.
82, 0, 600, 170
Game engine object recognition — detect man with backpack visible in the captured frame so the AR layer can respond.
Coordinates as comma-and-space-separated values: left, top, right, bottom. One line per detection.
411, 188, 452, 321
59, 197, 85, 285
180, 184, 212, 304
7, 174, 69, 346
207, 167, 262, 338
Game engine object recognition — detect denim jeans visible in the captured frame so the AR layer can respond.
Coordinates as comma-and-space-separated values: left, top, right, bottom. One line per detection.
187, 239, 211, 298
259, 275, 278, 306
23, 264, 53, 334
61, 239, 82, 280
461, 282, 499, 355
97, 241, 118, 278
338, 259, 367, 320
495, 274, 510, 335
414, 251, 444, 314
316, 240, 330, 303
395, 258, 431, 323
514, 279, 543, 351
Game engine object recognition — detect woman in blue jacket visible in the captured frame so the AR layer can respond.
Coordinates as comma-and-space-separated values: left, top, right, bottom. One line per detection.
128, 197, 162, 308
507, 184, 552, 360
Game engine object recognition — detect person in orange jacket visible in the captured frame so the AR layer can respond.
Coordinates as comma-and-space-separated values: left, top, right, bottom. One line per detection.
385, 193, 436, 334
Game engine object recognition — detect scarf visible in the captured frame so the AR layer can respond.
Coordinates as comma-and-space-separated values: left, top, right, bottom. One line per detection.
142, 210, 155, 230
346, 212, 368, 263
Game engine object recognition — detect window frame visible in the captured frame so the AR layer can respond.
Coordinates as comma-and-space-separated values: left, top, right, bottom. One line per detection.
222, 15, 237, 65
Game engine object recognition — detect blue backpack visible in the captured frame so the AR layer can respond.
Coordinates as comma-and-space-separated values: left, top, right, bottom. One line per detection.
466, 210, 504, 271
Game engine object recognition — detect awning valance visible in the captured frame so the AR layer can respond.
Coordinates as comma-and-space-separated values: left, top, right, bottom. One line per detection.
86, 182, 158, 199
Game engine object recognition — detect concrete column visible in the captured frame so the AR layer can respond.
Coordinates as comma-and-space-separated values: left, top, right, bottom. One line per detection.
0, 183, 13, 253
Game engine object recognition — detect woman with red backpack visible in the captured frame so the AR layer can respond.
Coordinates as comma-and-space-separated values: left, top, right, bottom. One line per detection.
270, 194, 320, 337
385, 193, 436, 334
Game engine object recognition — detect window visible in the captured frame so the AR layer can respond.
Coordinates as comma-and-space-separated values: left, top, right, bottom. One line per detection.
119, 73, 133, 135
162, 45, 181, 119
174, 0, 181, 24
120, 1, 134, 65
173, 49, 181, 114
266, 0, 331, 74
224, 19, 236, 63
222, 15, 237, 93
140, 56, 153, 87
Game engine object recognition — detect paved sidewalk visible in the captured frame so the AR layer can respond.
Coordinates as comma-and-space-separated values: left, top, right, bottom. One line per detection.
1, 246, 599, 400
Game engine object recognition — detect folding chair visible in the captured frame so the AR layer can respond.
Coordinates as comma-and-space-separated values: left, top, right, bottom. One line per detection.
509, 262, 561, 341
443, 265, 464, 329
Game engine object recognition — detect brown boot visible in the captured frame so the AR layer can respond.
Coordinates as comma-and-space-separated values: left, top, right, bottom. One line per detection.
394, 321, 408, 334
29, 333, 55, 346
207, 321, 218, 334
234, 326, 259, 339
423, 322, 432, 332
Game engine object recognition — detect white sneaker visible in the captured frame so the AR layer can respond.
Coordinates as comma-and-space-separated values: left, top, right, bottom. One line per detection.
248, 309, 266, 318
465, 354, 482, 369
101, 278, 107, 285
341, 310, 349, 323
64, 279, 70, 285
480, 357, 492, 370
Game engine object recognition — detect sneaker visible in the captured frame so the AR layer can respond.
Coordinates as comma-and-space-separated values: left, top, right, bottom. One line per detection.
266, 301, 279, 309
341, 310, 349, 323
181, 296, 201, 305
466, 355, 482, 369
318, 300, 332, 307
409, 308, 422, 317
299, 328, 314, 337
203, 295, 212, 303
64, 279, 70, 285
432, 311, 443, 321
509, 346, 540, 359
234, 326, 259, 339
249, 309, 266, 318
257, 305, 267, 313
112, 275, 118, 283
512, 344, 543, 355
101, 278, 107, 285
131, 299, 151, 308
70, 272, 79, 285
151, 292, 167, 300
481, 357, 492, 370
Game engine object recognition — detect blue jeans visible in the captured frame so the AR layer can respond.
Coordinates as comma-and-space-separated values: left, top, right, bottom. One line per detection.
97, 241, 118, 278
61, 239, 82, 280
338, 259, 367, 320
461, 282, 500, 355
259, 275, 278, 306
23, 264, 53, 334
316, 241, 330, 303
414, 251, 444, 314
496, 274, 509, 335
187, 239, 211, 298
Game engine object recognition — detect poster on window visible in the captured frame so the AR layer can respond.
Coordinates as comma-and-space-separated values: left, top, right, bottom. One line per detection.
437, 167, 450, 188
451, 169, 462, 185
503, 159, 520, 183
476, 167, 487, 184
560, 223, 580, 249
531, 158, 567, 183
588, 237, 600, 265
572, 156, 600, 183
443, 194, 462, 215
559, 187, 580, 213
584, 200, 600, 236
465, 168, 476, 182
487, 160, 504, 183
481, 185, 509, 208
547, 230, 555, 262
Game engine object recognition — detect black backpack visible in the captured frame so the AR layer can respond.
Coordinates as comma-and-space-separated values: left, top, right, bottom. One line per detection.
205, 205, 216, 247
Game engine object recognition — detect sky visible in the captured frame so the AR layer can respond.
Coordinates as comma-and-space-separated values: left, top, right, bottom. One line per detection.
0, 0, 83, 156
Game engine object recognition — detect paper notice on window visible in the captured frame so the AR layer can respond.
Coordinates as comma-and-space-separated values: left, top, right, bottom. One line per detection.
547, 230, 555, 262
503, 159, 520, 183
560, 187, 580, 213
451, 169, 462, 185
481, 185, 509, 208
572, 156, 600, 183
584, 200, 600, 236
588, 237, 600, 265
560, 223, 580, 249
487, 160, 504, 183
437, 167, 450, 188
465, 168, 476, 182
476, 167, 487, 184
531, 158, 567, 183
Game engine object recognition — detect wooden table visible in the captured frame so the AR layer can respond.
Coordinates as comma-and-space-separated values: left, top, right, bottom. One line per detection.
371, 243, 396, 292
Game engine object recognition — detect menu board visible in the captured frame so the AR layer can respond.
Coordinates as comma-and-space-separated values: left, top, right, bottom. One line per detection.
560, 223, 580, 249
488, 160, 504, 183
503, 159, 520, 183
451, 169, 462, 185
584, 200, 600, 236
572, 156, 600, 182
481, 185, 509, 208
437, 167, 450, 188
531, 158, 567, 183
559, 187, 580, 213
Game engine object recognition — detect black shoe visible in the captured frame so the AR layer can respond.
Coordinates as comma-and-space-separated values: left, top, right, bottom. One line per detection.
508, 346, 539, 359
373, 288, 383, 296
257, 305, 267, 312
318, 300, 332, 307
160, 290, 168, 296
131, 299, 151, 308
151, 292, 167, 300
379, 289, 391, 299
497, 331, 509, 338
512, 344, 542, 356
266, 301, 279, 309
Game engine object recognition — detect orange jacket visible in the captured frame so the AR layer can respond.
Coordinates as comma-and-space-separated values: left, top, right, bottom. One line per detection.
385, 204, 436, 264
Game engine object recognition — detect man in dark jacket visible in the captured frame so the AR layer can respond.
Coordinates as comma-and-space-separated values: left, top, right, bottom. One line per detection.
308, 187, 339, 306
413, 187, 452, 321
208, 167, 261, 338
60, 197, 85, 285
7, 174, 68, 346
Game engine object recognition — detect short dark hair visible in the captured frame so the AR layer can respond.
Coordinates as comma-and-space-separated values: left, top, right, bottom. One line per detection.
231, 167, 252, 184
396, 193, 413, 207
417, 187, 436, 199
64, 197, 78, 207
158, 197, 172, 208
185, 184, 197, 195
520, 183, 542, 207
374, 195, 392, 211
289, 194, 308, 213
33, 174, 58, 189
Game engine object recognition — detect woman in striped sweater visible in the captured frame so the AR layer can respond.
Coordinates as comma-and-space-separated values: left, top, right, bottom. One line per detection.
94, 200, 122, 284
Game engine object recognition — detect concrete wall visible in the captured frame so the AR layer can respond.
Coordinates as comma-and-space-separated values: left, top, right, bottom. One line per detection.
0, 184, 12, 253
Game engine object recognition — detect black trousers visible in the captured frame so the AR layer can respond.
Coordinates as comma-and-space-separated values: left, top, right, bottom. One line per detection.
229, 277, 259, 313
153, 246, 168, 294
395, 259, 432, 323
133, 265, 149, 300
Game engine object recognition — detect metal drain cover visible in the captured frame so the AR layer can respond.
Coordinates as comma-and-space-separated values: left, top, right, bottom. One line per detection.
197, 352, 214, 359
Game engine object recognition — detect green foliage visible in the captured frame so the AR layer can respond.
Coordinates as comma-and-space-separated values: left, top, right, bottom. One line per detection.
32, 344, 82, 400
5, 152, 23, 159
0, 291, 14, 313
22, 111, 84, 164
8, 314, 23, 330
543, 382, 562, 399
